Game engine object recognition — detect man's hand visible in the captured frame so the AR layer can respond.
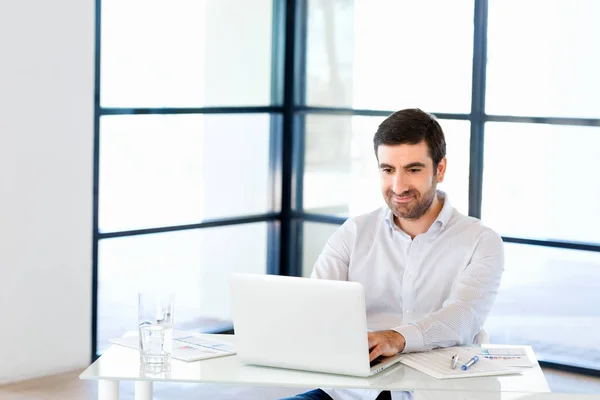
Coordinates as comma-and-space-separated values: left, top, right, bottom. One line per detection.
368, 330, 406, 362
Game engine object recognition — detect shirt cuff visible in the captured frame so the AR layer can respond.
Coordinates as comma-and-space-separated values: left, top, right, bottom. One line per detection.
392, 324, 424, 353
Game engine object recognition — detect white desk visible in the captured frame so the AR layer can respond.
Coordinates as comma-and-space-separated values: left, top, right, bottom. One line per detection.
80, 334, 551, 400
413, 393, 599, 400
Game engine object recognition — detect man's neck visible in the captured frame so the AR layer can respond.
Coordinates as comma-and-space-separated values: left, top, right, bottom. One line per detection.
394, 192, 444, 239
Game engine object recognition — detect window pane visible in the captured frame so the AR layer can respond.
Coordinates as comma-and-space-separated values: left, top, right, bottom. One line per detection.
486, 243, 600, 370
487, 0, 600, 118
482, 122, 600, 243
302, 222, 341, 277
99, 114, 274, 232
97, 223, 268, 352
303, 115, 470, 216
305, 0, 474, 112
101, 0, 273, 107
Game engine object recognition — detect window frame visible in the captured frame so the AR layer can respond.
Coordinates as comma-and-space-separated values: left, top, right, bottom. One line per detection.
93, 0, 600, 376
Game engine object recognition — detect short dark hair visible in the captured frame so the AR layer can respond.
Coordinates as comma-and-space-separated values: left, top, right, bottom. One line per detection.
373, 108, 446, 166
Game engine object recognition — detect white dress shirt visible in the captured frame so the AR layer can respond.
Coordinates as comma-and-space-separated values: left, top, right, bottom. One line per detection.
311, 192, 504, 400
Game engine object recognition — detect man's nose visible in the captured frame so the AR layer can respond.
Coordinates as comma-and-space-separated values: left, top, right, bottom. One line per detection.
392, 173, 409, 194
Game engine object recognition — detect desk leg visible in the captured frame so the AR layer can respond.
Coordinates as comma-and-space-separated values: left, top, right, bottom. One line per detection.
98, 380, 119, 400
135, 381, 153, 400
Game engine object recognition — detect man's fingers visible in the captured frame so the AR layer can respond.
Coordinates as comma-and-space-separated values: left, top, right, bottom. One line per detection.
369, 330, 404, 357
368, 336, 377, 349
368, 333, 378, 349
369, 345, 382, 362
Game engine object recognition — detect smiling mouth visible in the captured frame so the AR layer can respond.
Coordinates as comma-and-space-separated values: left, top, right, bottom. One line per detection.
392, 195, 414, 204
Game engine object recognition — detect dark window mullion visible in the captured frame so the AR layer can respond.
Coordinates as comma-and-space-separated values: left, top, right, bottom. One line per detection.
485, 114, 600, 127
267, 0, 287, 275
91, 0, 103, 362
296, 106, 471, 120
100, 106, 282, 116
290, 0, 309, 277
501, 236, 600, 253
278, 0, 309, 278
98, 213, 281, 240
468, 0, 489, 219
279, 0, 301, 277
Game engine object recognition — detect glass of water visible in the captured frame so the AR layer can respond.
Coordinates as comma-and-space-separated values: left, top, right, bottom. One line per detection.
138, 291, 174, 364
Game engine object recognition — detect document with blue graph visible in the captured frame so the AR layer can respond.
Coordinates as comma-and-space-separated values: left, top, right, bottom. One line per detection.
399, 346, 523, 379
110, 330, 236, 362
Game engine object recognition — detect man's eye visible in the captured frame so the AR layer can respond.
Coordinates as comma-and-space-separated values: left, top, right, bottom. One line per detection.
409, 169, 421, 173
382, 168, 392, 173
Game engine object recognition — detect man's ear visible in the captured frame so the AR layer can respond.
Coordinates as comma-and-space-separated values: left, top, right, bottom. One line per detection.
436, 157, 447, 183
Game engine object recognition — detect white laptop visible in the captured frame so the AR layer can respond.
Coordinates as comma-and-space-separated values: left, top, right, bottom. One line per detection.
230, 273, 402, 377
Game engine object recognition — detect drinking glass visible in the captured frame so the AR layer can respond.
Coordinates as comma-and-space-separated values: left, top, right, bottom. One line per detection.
138, 291, 174, 364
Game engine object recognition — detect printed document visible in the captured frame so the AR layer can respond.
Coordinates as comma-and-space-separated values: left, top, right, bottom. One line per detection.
110, 330, 236, 362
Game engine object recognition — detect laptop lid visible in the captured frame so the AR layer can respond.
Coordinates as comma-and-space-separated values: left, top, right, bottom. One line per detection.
230, 273, 392, 377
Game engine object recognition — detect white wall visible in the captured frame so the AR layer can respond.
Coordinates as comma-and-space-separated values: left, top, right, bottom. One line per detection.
0, 0, 94, 384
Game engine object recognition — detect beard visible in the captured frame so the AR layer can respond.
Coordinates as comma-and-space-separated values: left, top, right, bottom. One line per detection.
385, 178, 438, 221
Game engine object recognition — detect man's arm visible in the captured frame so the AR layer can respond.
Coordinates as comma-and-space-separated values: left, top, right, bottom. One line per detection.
310, 221, 354, 281
392, 229, 505, 353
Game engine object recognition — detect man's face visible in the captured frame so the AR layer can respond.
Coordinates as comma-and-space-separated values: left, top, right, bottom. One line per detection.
377, 141, 446, 221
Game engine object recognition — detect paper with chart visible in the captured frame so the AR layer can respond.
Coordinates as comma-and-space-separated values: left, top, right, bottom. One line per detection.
399, 346, 522, 379
479, 347, 535, 368
110, 330, 236, 362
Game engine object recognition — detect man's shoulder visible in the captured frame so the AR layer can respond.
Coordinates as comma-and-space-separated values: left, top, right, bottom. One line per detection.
449, 210, 502, 243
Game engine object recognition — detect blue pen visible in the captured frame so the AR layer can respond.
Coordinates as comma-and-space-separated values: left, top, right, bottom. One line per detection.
461, 355, 479, 371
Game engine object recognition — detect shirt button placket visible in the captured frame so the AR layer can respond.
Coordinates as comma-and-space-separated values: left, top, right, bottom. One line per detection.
402, 237, 413, 321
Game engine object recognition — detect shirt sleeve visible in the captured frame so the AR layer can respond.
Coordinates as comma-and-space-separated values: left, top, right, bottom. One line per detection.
310, 220, 354, 281
392, 229, 505, 353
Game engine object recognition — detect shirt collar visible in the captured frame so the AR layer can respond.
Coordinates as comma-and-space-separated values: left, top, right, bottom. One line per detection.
433, 191, 453, 230
384, 208, 396, 232
384, 190, 453, 233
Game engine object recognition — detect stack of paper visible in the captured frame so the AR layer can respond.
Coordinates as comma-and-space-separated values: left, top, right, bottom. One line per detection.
109, 330, 236, 362
399, 346, 523, 379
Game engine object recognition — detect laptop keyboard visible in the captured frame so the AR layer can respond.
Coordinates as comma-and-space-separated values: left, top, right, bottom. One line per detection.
370, 356, 383, 368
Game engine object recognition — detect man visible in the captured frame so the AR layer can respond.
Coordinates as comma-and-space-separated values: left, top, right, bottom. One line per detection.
284, 108, 504, 400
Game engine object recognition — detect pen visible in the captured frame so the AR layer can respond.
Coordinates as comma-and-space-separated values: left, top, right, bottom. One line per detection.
461, 355, 479, 371
451, 354, 459, 369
